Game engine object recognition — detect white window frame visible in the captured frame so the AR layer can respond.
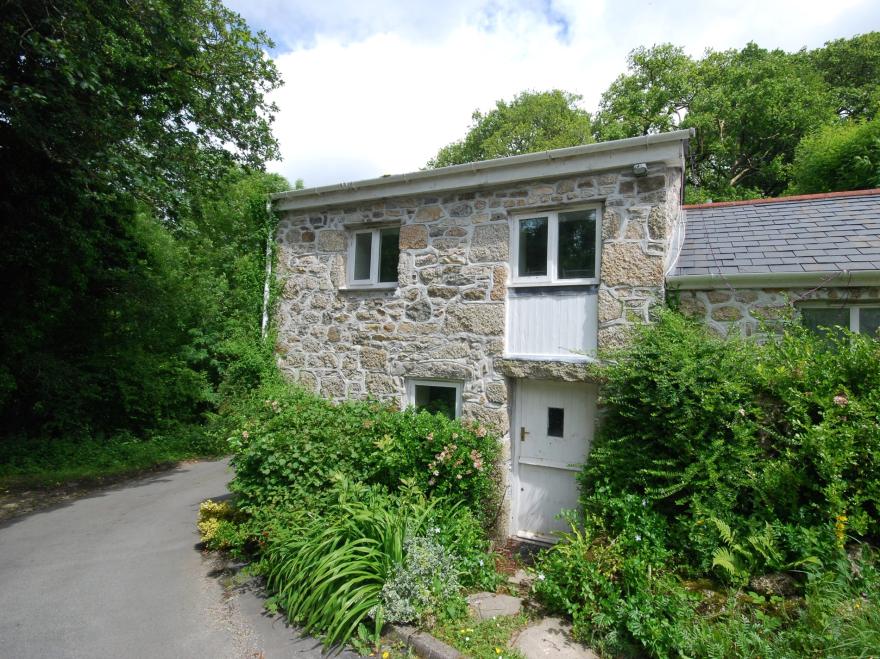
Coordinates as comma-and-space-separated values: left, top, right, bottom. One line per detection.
799, 303, 880, 335
346, 228, 398, 289
406, 379, 463, 419
509, 204, 601, 286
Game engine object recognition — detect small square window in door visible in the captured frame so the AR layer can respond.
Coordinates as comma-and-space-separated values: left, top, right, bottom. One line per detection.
547, 407, 564, 437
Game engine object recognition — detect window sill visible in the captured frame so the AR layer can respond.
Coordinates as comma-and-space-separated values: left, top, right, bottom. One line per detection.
508, 279, 598, 288
339, 283, 398, 292
503, 353, 597, 363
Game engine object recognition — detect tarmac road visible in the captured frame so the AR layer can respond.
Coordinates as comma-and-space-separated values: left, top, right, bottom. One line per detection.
0, 459, 357, 659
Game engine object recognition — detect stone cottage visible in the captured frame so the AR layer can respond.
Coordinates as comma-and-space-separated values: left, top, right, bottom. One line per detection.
270, 130, 880, 541
668, 189, 880, 338
271, 129, 691, 541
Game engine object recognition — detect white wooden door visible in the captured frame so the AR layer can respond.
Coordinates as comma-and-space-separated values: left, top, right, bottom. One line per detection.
512, 379, 597, 542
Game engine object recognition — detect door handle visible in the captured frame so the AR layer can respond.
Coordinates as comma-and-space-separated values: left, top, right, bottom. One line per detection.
520, 426, 529, 442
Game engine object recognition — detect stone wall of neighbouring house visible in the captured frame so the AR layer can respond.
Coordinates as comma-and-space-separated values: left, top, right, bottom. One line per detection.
676, 286, 880, 336
274, 163, 683, 432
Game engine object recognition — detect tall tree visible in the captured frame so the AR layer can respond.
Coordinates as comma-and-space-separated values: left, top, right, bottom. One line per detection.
0, 0, 283, 434
789, 118, 880, 194
427, 90, 593, 167
811, 32, 880, 121
594, 44, 696, 141
595, 42, 838, 201
687, 43, 834, 199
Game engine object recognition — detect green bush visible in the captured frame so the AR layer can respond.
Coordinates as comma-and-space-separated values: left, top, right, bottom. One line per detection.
581, 311, 880, 573
531, 310, 880, 657
789, 117, 880, 194
532, 517, 693, 657
226, 379, 501, 525
381, 533, 463, 624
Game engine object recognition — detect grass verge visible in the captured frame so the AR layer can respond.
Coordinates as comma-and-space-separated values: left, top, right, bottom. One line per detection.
0, 424, 226, 490
431, 612, 532, 659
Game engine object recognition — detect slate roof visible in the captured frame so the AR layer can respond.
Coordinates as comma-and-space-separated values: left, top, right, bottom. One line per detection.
672, 188, 880, 277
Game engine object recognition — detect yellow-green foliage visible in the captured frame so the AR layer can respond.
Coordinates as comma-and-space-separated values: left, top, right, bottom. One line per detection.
197, 499, 237, 544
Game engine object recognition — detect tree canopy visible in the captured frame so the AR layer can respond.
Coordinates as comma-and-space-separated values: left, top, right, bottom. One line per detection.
595, 36, 877, 200
430, 34, 880, 201
0, 0, 286, 436
789, 117, 880, 194
427, 90, 593, 168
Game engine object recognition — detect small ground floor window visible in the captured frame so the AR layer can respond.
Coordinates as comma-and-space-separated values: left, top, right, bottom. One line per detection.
406, 379, 462, 419
800, 305, 880, 338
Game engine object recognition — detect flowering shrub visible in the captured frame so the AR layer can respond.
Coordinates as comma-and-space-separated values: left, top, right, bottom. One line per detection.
226, 380, 500, 524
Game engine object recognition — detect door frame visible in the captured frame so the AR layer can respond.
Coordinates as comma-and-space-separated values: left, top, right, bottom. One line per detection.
509, 377, 594, 543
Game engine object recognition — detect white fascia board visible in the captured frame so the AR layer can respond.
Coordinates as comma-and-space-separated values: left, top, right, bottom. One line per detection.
271, 129, 694, 213
667, 270, 880, 290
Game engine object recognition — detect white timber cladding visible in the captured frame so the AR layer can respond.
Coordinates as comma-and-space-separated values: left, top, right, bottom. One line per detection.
506, 289, 598, 359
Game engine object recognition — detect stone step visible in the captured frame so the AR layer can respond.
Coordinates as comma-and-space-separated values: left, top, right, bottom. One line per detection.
465, 592, 523, 621
511, 617, 598, 659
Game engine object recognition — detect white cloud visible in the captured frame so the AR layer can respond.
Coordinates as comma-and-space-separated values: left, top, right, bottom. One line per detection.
241, 0, 880, 188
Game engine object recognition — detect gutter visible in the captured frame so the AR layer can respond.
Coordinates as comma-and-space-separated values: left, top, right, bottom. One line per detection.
666, 270, 880, 290
271, 129, 695, 212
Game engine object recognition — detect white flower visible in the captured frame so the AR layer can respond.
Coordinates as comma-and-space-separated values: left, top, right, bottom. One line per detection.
434, 527, 441, 534
478, 559, 484, 566
537, 573, 545, 581
641, 498, 647, 507
635, 534, 642, 542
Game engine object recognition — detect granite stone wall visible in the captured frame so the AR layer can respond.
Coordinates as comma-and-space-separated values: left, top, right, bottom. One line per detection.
274, 163, 683, 432
677, 286, 880, 336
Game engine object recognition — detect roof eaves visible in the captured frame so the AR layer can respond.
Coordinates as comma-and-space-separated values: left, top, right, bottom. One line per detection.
667, 269, 880, 290
271, 129, 694, 212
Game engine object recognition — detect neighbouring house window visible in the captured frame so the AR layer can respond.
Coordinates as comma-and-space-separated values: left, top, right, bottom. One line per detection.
800, 305, 880, 338
510, 206, 600, 284
348, 227, 400, 287
407, 379, 462, 419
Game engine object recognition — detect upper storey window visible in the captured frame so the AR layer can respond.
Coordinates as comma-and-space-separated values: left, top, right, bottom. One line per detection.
348, 227, 400, 287
510, 206, 600, 285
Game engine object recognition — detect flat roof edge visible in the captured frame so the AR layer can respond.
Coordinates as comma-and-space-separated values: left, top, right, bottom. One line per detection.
272, 129, 694, 212
667, 270, 880, 290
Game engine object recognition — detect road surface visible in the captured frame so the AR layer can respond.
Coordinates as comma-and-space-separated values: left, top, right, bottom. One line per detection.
0, 459, 357, 658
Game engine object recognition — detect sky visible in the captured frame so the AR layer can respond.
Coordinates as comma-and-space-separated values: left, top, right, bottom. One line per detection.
224, 0, 880, 189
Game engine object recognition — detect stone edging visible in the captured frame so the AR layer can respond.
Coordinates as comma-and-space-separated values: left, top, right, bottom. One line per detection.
387, 624, 461, 659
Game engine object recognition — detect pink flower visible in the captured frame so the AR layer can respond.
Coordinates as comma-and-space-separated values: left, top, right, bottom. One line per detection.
834, 394, 849, 407
242, 430, 250, 439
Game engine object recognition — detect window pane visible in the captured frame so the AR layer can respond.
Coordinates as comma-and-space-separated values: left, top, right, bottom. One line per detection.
558, 210, 597, 279
518, 217, 548, 277
547, 407, 564, 437
414, 385, 457, 419
353, 232, 372, 280
801, 307, 849, 338
378, 228, 400, 283
860, 307, 880, 338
